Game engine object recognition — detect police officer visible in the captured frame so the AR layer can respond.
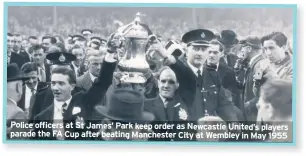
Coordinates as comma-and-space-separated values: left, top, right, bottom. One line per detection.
151, 29, 238, 122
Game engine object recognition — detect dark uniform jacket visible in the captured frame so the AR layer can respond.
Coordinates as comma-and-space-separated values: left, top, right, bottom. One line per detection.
169, 59, 238, 122
32, 61, 116, 140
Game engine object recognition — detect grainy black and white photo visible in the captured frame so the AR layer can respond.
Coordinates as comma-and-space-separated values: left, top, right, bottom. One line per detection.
5, 4, 295, 142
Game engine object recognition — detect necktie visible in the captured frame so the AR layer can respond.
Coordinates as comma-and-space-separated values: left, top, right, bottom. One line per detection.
62, 103, 68, 117
27, 89, 35, 117
197, 69, 202, 86
39, 67, 46, 82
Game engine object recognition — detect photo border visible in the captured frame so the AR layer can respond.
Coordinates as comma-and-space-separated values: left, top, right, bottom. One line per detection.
2, 2, 297, 146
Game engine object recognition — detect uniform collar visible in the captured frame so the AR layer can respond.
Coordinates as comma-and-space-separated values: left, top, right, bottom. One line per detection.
187, 61, 203, 76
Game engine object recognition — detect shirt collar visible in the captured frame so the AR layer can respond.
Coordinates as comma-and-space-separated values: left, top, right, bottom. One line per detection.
187, 61, 203, 76
54, 96, 72, 109
89, 72, 97, 82
249, 53, 261, 66
26, 83, 38, 92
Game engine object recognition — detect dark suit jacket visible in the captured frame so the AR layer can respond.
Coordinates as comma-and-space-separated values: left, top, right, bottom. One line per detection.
19, 51, 31, 63
243, 54, 265, 121
9, 52, 26, 68
76, 71, 93, 91
217, 63, 242, 110
145, 93, 191, 141
32, 61, 117, 140
17, 82, 49, 116
169, 59, 238, 122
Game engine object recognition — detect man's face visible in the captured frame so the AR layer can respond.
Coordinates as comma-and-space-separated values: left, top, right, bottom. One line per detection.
186, 45, 208, 68
206, 44, 223, 65
75, 40, 86, 49
24, 71, 38, 89
72, 48, 85, 66
31, 48, 45, 65
238, 45, 252, 60
42, 38, 52, 51
7, 36, 15, 50
158, 69, 179, 99
263, 40, 286, 63
88, 56, 103, 77
21, 40, 28, 51
51, 73, 74, 101
256, 96, 273, 122
29, 38, 38, 46
14, 36, 22, 51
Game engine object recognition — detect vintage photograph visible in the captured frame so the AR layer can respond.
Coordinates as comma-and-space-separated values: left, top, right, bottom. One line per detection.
5, 4, 294, 142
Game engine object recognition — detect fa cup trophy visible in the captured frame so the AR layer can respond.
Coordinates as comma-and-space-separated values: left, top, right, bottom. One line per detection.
114, 12, 154, 84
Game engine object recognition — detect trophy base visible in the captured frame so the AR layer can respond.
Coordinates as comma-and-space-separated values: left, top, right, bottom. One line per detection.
120, 72, 147, 84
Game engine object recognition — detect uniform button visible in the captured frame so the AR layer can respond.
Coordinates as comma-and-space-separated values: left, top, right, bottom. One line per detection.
214, 91, 217, 94
204, 99, 207, 102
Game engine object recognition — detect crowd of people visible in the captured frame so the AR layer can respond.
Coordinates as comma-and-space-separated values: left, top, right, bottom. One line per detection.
7, 7, 293, 142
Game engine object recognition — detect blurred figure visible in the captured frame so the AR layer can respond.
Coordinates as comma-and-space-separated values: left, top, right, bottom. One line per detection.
77, 49, 104, 91
31, 44, 49, 82
7, 63, 30, 139
18, 62, 49, 118
81, 29, 93, 41
72, 35, 87, 49
42, 36, 57, 52
19, 38, 31, 62
217, 30, 239, 69
237, 36, 267, 122
13, 34, 23, 53
95, 89, 154, 141
28, 36, 39, 46
261, 32, 292, 80
70, 45, 86, 77
197, 116, 228, 142
256, 79, 292, 142
7, 33, 25, 68
206, 40, 243, 120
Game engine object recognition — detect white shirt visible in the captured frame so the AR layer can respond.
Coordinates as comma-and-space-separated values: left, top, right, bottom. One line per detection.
187, 61, 203, 76
72, 62, 79, 77
53, 97, 72, 120
25, 84, 38, 110
89, 72, 97, 83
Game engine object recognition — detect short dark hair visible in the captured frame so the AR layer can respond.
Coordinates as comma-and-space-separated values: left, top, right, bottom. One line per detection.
42, 36, 57, 44
155, 66, 178, 82
21, 62, 38, 74
261, 32, 287, 47
31, 44, 44, 52
28, 36, 38, 40
51, 66, 76, 84
7, 33, 13, 37
260, 79, 292, 118
209, 40, 224, 52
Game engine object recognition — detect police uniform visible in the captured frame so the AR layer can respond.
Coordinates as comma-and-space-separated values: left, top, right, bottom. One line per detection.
81, 29, 93, 41
166, 29, 238, 122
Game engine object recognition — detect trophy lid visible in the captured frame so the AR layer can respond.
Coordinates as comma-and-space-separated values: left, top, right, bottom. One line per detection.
118, 12, 152, 38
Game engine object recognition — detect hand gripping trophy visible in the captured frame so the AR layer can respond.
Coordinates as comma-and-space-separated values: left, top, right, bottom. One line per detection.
109, 12, 158, 85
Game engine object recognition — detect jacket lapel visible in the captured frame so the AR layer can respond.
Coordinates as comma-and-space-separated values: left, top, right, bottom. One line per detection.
153, 97, 167, 121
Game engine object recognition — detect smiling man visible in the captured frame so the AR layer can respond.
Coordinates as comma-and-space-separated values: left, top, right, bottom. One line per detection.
33, 51, 117, 140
